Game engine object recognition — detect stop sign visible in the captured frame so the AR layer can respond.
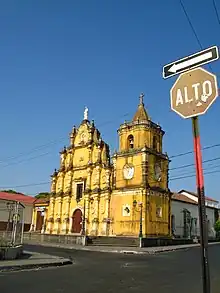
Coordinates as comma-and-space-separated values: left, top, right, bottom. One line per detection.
170, 67, 218, 119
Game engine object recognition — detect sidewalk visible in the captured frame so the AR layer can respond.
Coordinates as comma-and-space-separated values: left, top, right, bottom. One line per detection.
24, 240, 220, 255
0, 250, 72, 272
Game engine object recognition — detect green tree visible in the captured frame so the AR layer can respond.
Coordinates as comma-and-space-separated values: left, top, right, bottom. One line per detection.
214, 219, 220, 239
35, 192, 50, 199
1, 189, 20, 194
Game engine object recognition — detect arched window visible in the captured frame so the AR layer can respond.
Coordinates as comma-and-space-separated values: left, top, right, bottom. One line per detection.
127, 135, 134, 149
153, 135, 157, 150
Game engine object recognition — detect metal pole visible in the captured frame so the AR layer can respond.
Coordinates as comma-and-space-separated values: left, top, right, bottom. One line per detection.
192, 116, 210, 293
13, 202, 19, 246
21, 207, 25, 244
82, 200, 86, 236
139, 203, 143, 247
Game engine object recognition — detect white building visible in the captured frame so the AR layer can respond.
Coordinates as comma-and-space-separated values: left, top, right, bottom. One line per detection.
171, 190, 219, 239
0, 192, 35, 232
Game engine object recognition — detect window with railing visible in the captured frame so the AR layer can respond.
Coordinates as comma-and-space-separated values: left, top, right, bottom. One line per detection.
76, 183, 83, 202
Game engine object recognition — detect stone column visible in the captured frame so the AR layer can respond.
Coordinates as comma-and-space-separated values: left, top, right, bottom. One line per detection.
41, 208, 47, 234
91, 194, 100, 235
47, 196, 55, 233
97, 144, 102, 163
86, 167, 92, 190
84, 194, 90, 234
54, 196, 62, 234
105, 169, 111, 188
62, 196, 71, 234
88, 145, 92, 164
102, 193, 111, 235
30, 209, 36, 232
141, 146, 148, 188
94, 165, 101, 189
112, 154, 117, 188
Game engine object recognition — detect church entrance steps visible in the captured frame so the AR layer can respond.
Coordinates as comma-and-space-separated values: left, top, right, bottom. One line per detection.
86, 236, 139, 247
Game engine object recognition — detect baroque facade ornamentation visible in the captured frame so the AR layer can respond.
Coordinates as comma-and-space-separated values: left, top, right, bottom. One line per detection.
32, 97, 171, 237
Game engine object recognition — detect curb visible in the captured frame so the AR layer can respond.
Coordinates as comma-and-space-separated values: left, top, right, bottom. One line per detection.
24, 241, 220, 256
0, 258, 73, 272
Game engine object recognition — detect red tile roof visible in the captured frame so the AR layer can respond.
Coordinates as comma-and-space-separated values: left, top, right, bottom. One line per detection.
178, 189, 219, 203
0, 191, 35, 204
172, 193, 197, 205
34, 197, 50, 205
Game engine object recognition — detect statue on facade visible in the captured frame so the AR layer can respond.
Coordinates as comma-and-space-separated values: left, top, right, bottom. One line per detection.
66, 152, 72, 168
84, 107, 89, 120
139, 92, 144, 104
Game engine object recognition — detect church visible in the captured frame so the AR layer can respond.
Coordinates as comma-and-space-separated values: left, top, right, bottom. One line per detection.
32, 94, 171, 237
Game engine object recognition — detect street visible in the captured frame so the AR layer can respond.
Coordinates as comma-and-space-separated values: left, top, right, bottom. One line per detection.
1, 244, 220, 293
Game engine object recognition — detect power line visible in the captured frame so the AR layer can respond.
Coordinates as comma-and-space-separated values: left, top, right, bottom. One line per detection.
1, 138, 220, 172
170, 155, 220, 171
170, 143, 220, 159
170, 169, 220, 181
0, 181, 50, 189
212, 0, 220, 27
0, 112, 131, 165
3, 166, 220, 190
5, 157, 220, 191
0, 152, 51, 169
179, 0, 215, 74
179, 0, 203, 49
0, 138, 65, 164
0, 101, 219, 168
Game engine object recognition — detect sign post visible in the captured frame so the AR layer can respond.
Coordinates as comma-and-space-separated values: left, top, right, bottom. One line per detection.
165, 45, 219, 293
192, 116, 210, 293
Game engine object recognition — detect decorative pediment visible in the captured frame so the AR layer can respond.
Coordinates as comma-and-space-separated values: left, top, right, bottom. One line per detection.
74, 123, 91, 146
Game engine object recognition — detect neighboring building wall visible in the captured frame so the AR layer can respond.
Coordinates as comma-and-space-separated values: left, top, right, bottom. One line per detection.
23, 204, 34, 231
171, 200, 216, 239
31, 203, 49, 233
180, 191, 220, 209
0, 199, 33, 232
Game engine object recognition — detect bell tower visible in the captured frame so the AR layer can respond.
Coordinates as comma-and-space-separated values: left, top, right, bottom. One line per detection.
114, 93, 169, 191
111, 93, 171, 237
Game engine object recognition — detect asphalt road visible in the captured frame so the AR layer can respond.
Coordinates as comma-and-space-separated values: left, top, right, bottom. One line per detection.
1, 244, 220, 293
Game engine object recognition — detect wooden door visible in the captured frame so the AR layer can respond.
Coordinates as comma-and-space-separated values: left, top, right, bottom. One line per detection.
71, 209, 82, 233
36, 211, 44, 231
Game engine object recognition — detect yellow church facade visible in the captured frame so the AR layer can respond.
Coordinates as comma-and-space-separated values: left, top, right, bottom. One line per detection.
32, 94, 171, 237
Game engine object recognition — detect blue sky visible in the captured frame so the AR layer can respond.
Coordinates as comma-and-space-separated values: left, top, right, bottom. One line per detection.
0, 0, 220, 200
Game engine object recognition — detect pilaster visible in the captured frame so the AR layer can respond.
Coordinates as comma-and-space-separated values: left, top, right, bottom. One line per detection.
41, 208, 47, 234
54, 196, 63, 234
141, 146, 148, 188
83, 194, 90, 234
90, 193, 100, 235
85, 167, 92, 191
112, 154, 117, 188
30, 209, 36, 232
47, 196, 55, 233
101, 193, 111, 236
62, 196, 71, 234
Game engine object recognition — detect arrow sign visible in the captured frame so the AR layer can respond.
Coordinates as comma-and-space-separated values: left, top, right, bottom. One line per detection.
163, 46, 219, 79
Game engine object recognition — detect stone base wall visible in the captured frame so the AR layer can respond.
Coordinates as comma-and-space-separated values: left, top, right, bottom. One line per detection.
0, 245, 23, 260
23, 232, 198, 248
23, 232, 85, 246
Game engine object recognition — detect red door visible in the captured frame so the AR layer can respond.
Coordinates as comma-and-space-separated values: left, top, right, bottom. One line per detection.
71, 209, 82, 233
